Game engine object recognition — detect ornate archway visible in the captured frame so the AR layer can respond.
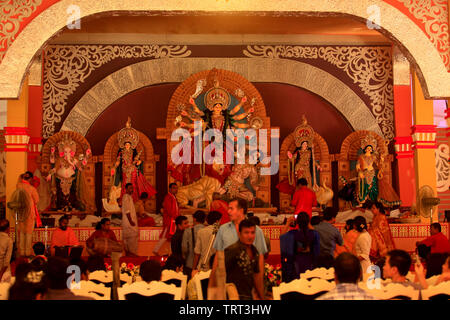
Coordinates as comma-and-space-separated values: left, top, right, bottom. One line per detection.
0, 0, 448, 99
61, 58, 381, 138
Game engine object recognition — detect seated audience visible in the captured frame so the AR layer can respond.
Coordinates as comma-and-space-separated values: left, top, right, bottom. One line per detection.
140, 260, 162, 283
45, 257, 94, 300
0, 219, 13, 282
335, 219, 359, 257
86, 218, 119, 256
316, 252, 377, 300
425, 252, 450, 278
32, 242, 48, 262
50, 215, 80, 255
280, 212, 320, 283
416, 223, 450, 254
224, 219, 264, 300
383, 249, 421, 289
86, 254, 106, 273
192, 211, 222, 276
182, 210, 206, 278
8, 262, 47, 300
163, 255, 184, 273
135, 192, 156, 227
70, 258, 89, 281
314, 207, 343, 268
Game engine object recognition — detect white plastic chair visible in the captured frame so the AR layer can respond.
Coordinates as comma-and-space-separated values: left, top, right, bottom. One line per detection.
421, 281, 450, 300
161, 269, 187, 300
192, 270, 211, 300
118, 281, 182, 300
273, 278, 335, 300
70, 280, 111, 300
300, 267, 335, 281
359, 282, 420, 300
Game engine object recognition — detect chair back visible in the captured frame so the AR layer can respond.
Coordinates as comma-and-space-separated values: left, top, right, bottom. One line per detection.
118, 281, 182, 300
70, 280, 111, 300
88, 270, 131, 285
300, 267, 335, 281
192, 270, 211, 300
421, 281, 450, 300
161, 269, 187, 300
359, 282, 420, 300
273, 278, 335, 300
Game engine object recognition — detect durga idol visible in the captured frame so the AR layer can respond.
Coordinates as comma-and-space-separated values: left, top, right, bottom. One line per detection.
110, 117, 156, 202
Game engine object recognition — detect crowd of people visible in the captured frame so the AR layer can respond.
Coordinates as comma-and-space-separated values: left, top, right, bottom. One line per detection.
0, 173, 449, 300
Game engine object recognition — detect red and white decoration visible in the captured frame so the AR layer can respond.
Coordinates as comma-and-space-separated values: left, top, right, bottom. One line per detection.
411, 125, 437, 149
3, 126, 30, 152
394, 136, 413, 158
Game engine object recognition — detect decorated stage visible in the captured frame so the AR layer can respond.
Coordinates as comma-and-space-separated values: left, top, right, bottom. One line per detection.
11, 223, 449, 259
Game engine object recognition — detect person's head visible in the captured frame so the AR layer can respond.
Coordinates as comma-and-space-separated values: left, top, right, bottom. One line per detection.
353, 216, 368, 232
0, 219, 9, 233
175, 215, 189, 231
363, 145, 374, 154
345, 219, 354, 232
193, 210, 206, 225
32, 242, 46, 256
125, 183, 133, 195
164, 255, 184, 273
371, 202, 385, 215
228, 198, 247, 222
322, 207, 337, 222
383, 250, 412, 279
334, 253, 362, 284
70, 258, 89, 281
425, 253, 449, 278
442, 256, 450, 274
238, 219, 256, 246
58, 215, 69, 231
296, 212, 310, 232
169, 183, 178, 195
96, 218, 111, 232
86, 255, 106, 273
22, 171, 33, 181
124, 141, 132, 151
8, 281, 47, 300
249, 216, 260, 226
297, 178, 308, 187
140, 192, 149, 200
46, 257, 71, 290
140, 260, 162, 282
310, 215, 321, 226
206, 211, 222, 225
300, 141, 309, 151
430, 223, 442, 235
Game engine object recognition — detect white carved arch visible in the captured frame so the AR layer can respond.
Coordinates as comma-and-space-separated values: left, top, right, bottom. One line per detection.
61, 57, 382, 137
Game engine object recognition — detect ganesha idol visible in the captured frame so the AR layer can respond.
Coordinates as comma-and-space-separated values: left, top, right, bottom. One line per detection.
46, 135, 95, 212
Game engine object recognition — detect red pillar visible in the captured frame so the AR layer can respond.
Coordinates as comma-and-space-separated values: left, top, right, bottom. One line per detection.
393, 83, 415, 207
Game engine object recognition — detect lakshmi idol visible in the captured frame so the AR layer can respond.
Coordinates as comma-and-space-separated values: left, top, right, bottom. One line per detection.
110, 117, 156, 202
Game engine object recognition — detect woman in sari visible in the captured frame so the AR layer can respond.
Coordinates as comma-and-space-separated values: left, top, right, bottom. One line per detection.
368, 202, 395, 260
334, 219, 359, 257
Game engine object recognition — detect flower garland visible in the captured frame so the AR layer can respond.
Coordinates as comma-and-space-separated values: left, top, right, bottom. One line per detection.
264, 263, 282, 290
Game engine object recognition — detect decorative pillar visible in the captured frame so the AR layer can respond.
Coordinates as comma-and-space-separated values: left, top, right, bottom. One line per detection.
27, 54, 43, 173
393, 46, 415, 207
411, 71, 438, 222
5, 76, 29, 223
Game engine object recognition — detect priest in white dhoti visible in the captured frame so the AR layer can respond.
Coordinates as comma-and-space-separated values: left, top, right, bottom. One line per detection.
121, 183, 139, 257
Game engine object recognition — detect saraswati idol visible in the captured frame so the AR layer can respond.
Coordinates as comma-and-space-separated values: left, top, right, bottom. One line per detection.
110, 117, 156, 202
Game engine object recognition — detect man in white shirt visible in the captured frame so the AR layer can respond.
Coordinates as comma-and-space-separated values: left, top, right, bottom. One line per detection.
121, 183, 139, 257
